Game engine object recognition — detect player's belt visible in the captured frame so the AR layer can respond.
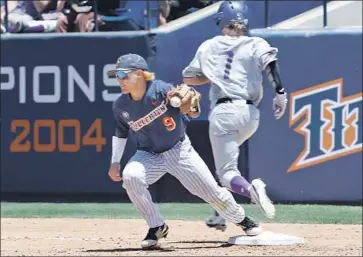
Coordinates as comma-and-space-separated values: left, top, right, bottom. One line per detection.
216, 98, 253, 105
141, 135, 185, 154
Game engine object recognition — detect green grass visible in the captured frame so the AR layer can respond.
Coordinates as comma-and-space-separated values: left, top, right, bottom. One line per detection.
1, 202, 361, 224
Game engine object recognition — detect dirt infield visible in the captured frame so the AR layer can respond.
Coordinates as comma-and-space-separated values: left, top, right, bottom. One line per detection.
1, 218, 361, 256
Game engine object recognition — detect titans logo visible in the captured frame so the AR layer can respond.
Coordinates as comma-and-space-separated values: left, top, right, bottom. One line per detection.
288, 78, 362, 172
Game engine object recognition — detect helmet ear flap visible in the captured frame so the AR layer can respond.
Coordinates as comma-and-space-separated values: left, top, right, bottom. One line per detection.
214, 12, 223, 27
243, 19, 249, 31
216, 18, 221, 26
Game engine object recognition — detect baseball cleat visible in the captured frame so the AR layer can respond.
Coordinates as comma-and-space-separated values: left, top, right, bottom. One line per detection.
141, 223, 169, 249
250, 178, 276, 219
237, 215, 262, 236
205, 213, 227, 232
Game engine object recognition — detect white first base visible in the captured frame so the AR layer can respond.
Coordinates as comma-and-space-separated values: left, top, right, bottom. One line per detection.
228, 231, 305, 246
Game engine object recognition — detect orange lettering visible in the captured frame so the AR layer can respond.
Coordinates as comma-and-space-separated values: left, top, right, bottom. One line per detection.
33, 120, 56, 152
82, 119, 106, 152
162, 116, 176, 131
58, 120, 81, 152
10, 120, 31, 152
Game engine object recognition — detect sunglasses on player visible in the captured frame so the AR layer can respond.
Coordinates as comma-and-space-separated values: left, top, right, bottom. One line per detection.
115, 70, 136, 79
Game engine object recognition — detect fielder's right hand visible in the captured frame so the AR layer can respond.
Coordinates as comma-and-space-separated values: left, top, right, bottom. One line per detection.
108, 163, 122, 182
273, 92, 288, 120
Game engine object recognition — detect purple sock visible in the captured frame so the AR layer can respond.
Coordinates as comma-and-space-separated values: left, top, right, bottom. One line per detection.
230, 176, 251, 199
23, 25, 45, 33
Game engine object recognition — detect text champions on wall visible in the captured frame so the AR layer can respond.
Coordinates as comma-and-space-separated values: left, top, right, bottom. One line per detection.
0, 64, 120, 103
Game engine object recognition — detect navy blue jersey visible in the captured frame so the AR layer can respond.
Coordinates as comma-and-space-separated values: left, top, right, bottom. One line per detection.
112, 80, 186, 153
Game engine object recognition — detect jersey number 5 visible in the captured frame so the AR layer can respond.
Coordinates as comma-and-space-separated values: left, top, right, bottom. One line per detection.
224, 51, 234, 80
162, 116, 176, 131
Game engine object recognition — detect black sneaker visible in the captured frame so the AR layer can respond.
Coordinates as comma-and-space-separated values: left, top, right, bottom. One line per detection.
141, 223, 169, 249
237, 216, 262, 236
205, 213, 227, 232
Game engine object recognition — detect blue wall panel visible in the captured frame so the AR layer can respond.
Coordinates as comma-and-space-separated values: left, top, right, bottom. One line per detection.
248, 29, 362, 202
1, 25, 361, 203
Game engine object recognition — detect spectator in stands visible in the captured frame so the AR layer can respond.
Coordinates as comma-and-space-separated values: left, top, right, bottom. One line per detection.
159, 0, 170, 26
1, 0, 59, 33
1, 0, 18, 32
56, 0, 143, 33
167, 0, 216, 22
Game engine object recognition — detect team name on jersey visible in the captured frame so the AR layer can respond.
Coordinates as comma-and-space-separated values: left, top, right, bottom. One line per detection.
128, 102, 168, 131
288, 78, 362, 172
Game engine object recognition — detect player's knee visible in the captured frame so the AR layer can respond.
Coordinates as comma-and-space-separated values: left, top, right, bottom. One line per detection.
206, 189, 227, 203
121, 161, 146, 190
204, 186, 233, 206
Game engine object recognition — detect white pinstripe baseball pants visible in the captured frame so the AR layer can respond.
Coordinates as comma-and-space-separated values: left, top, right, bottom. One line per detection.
122, 135, 245, 228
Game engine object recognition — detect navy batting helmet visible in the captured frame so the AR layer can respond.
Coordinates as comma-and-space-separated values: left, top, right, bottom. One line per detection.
214, 1, 248, 31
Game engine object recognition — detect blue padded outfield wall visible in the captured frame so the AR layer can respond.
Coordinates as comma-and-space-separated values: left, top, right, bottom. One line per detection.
1, 25, 362, 203
248, 28, 362, 203
0, 32, 156, 199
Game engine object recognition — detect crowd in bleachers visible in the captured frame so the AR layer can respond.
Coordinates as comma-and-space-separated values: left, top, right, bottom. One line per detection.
0, 0, 218, 34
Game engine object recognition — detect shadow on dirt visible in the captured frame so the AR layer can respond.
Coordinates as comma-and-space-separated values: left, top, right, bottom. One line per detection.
170, 240, 228, 244
86, 247, 175, 253
86, 240, 233, 253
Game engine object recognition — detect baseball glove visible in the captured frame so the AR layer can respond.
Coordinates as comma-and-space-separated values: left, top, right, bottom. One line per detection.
167, 84, 201, 117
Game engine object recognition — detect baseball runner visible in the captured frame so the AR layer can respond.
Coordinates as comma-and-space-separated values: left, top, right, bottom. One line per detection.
107, 53, 264, 249
182, 1, 288, 231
